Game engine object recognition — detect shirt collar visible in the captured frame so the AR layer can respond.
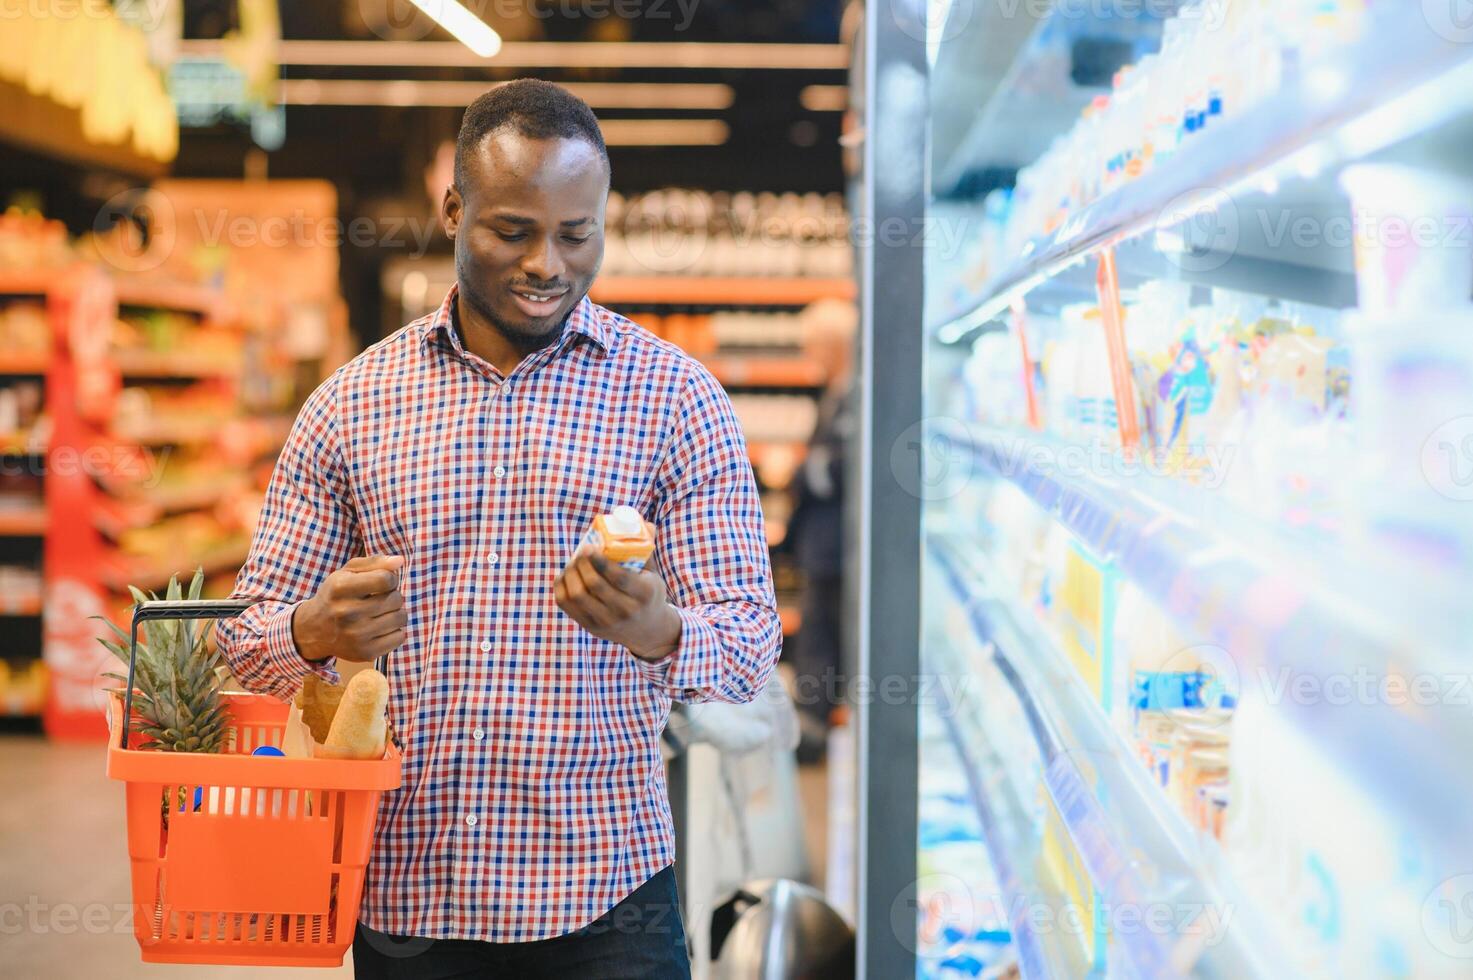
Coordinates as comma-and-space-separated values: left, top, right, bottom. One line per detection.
419, 284, 615, 360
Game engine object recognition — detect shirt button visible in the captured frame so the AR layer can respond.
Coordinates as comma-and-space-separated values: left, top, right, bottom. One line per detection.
472, 728, 486, 742
486, 552, 499, 566
465, 815, 478, 827
479, 639, 492, 653
492, 465, 507, 478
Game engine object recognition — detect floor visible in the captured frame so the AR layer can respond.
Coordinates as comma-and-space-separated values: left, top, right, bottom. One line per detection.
0, 735, 353, 979
0, 734, 831, 980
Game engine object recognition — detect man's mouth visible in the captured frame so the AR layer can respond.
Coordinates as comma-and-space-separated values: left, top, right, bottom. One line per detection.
509, 285, 569, 319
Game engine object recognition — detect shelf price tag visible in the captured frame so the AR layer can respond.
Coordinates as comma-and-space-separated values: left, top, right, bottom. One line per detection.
1010, 298, 1042, 431
1094, 248, 1141, 452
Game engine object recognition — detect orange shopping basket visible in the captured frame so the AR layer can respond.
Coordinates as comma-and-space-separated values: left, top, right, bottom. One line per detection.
106, 599, 402, 967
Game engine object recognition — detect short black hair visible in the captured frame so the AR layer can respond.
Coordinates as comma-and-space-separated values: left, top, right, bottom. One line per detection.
454, 79, 610, 188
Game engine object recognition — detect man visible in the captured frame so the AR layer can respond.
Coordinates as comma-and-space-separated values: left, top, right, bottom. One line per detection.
218, 79, 781, 978
783, 299, 856, 762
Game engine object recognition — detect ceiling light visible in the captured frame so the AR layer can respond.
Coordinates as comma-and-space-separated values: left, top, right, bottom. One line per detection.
406, 1, 501, 58
598, 120, 729, 146
279, 79, 734, 110
178, 40, 848, 71
800, 85, 848, 112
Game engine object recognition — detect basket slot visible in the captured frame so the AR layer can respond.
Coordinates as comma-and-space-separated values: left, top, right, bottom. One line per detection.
330, 793, 346, 864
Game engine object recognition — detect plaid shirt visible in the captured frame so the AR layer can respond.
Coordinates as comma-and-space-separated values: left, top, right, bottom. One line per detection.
218, 286, 780, 942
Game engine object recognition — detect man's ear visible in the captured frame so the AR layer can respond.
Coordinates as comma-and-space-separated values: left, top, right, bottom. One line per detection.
442, 184, 463, 239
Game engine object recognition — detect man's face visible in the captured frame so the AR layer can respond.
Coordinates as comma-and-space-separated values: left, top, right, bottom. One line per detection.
442, 129, 608, 347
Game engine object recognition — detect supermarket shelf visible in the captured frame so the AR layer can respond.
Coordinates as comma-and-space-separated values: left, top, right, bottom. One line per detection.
113, 279, 223, 318
112, 349, 240, 379
704, 356, 827, 388
144, 476, 245, 515
938, 421, 1473, 868
112, 416, 225, 447
930, 673, 1082, 980
938, 11, 1473, 342
0, 594, 43, 616
0, 431, 47, 455
931, 535, 1282, 980
0, 351, 51, 375
591, 277, 854, 307
104, 538, 252, 593
0, 507, 47, 536
0, 269, 61, 297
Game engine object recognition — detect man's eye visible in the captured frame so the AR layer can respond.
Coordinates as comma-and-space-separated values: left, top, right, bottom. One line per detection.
563, 235, 591, 245
497, 231, 527, 242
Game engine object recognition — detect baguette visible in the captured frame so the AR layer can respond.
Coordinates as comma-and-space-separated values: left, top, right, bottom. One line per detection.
321, 669, 389, 760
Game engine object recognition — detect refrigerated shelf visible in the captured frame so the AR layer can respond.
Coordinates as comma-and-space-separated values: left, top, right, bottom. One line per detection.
938, 9, 1473, 341
935, 421, 1473, 871
931, 535, 1282, 980
930, 674, 1080, 980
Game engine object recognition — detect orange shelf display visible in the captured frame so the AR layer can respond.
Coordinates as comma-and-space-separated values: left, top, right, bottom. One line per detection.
0, 351, 51, 375
103, 538, 253, 594
0, 507, 48, 537
591, 277, 854, 306
113, 416, 228, 447
112, 350, 240, 379
0, 269, 63, 297
704, 356, 828, 388
113, 279, 224, 318
0, 593, 43, 616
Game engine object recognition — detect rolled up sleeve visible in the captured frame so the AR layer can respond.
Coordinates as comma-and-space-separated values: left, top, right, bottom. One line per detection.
215, 376, 358, 701
643, 366, 782, 705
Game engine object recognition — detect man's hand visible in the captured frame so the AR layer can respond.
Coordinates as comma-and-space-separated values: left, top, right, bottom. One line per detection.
292, 555, 407, 663
554, 549, 681, 663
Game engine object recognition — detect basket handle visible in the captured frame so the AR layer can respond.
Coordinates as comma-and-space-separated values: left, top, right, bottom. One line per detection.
120, 599, 255, 750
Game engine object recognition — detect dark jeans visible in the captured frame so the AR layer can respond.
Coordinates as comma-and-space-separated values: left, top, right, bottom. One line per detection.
352, 865, 690, 980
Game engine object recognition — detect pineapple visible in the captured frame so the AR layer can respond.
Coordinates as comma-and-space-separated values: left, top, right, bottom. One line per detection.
98, 568, 230, 755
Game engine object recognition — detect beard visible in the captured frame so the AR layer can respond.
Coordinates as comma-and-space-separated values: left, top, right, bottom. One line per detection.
456, 254, 570, 356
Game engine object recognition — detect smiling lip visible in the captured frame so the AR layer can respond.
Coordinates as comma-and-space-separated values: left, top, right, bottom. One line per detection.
509, 286, 568, 319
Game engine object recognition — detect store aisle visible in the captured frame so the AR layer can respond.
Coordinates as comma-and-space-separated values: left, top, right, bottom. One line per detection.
0, 737, 352, 979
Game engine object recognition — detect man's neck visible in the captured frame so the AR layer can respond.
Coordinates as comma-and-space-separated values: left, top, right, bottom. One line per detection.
454, 291, 537, 378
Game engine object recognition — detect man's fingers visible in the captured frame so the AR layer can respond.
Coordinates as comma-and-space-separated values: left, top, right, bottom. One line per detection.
359, 608, 409, 637
357, 589, 405, 618
334, 567, 402, 599
364, 629, 406, 658
345, 554, 404, 574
